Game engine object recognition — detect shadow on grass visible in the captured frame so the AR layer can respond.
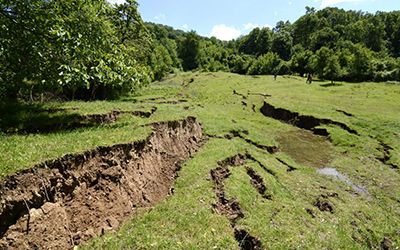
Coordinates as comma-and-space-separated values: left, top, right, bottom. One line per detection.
0, 102, 98, 134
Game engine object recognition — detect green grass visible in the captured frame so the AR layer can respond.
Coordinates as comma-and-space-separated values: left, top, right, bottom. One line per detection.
1, 72, 400, 248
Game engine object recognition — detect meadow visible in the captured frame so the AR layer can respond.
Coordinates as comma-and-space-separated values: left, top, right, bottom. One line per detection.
1, 72, 399, 249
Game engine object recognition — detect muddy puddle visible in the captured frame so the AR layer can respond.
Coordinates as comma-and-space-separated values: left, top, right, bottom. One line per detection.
276, 130, 333, 168
317, 168, 370, 199
0, 116, 204, 249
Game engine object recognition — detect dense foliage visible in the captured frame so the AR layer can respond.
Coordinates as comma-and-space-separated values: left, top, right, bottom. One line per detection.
146, 7, 400, 83
1, 3, 400, 102
0, 0, 151, 101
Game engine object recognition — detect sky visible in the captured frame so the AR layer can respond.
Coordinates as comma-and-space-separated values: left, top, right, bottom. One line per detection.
109, 0, 400, 41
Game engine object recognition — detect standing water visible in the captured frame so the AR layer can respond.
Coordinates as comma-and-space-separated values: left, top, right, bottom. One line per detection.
317, 168, 371, 200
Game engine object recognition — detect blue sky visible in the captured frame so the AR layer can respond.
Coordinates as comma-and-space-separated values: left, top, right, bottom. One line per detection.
109, 0, 400, 40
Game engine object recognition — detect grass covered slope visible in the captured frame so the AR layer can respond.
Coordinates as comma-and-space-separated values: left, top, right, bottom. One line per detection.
1, 72, 400, 248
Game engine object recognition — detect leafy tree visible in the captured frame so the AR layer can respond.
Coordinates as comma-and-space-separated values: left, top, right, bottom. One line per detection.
248, 52, 281, 75
271, 30, 293, 60
324, 55, 341, 82
0, 0, 151, 101
178, 31, 201, 71
309, 27, 339, 51
290, 50, 314, 76
313, 47, 333, 78
349, 43, 374, 80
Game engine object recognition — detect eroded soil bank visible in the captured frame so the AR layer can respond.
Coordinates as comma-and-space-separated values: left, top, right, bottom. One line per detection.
260, 101, 359, 136
0, 116, 204, 249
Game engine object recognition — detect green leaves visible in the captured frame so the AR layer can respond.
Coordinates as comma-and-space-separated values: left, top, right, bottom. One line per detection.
1, 0, 151, 100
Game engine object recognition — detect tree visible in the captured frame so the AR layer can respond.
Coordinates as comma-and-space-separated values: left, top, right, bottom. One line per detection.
350, 43, 374, 80
271, 30, 293, 60
309, 27, 339, 51
0, 0, 151, 101
313, 47, 333, 78
178, 31, 201, 71
324, 55, 341, 82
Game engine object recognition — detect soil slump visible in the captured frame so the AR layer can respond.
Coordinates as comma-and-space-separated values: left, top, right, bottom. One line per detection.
0, 117, 204, 249
260, 101, 359, 136
210, 154, 266, 249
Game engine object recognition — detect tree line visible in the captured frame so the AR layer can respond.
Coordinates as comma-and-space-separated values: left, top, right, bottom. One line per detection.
1, 1, 399, 102
150, 7, 400, 83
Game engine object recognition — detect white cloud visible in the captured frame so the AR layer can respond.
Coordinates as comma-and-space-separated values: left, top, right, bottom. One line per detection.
154, 14, 166, 21
321, 0, 365, 8
243, 23, 273, 31
182, 24, 189, 30
108, 0, 126, 5
243, 23, 260, 30
288, 1, 293, 5
263, 24, 273, 30
210, 24, 242, 41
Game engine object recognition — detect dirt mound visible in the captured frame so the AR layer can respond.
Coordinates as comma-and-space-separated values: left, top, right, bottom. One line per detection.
0, 117, 204, 249
260, 101, 359, 136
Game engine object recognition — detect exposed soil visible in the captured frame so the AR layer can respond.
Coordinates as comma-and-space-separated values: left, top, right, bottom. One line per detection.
245, 167, 271, 199
130, 107, 157, 118
0, 117, 204, 249
83, 110, 120, 124
210, 154, 265, 249
234, 227, 263, 250
313, 198, 334, 213
260, 101, 359, 136
377, 141, 399, 169
207, 130, 280, 156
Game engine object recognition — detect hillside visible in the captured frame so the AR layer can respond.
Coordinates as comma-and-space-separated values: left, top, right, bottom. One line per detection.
1, 73, 399, 248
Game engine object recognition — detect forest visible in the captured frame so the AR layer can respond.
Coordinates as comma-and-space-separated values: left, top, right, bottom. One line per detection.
1, 0, 400, 101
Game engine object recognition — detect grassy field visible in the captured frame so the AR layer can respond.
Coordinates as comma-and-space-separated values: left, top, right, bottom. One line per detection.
1, 72, 400, 248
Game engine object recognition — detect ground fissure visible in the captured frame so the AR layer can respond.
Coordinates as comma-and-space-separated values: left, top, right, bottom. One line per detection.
0, 117, 204, 249
260, 101, 359, 136
210, 153, 270, 249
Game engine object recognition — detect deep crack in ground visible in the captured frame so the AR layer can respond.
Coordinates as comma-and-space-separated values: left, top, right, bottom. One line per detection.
0, 117, 204, 249
210, 154, 269, 249
260, 101, 359, 136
